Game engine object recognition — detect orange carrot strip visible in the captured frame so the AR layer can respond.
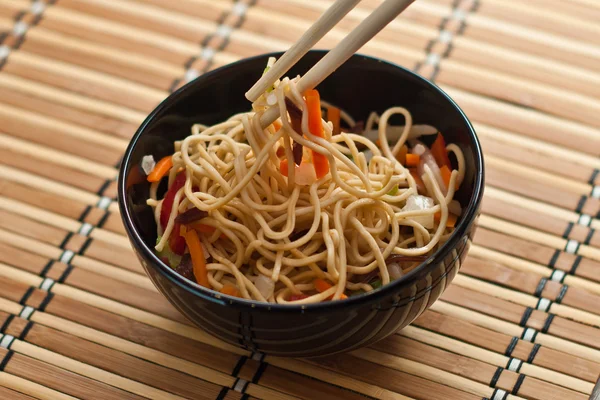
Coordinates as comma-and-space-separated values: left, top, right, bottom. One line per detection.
190, 223, 216, 234
181, 228, 210, 288
327, 106, 341, 135
313, 278, 332, 293
431, 133, 451, 169
396, 145, 407, 165
434, 211, 458, 228
147, 155, 173, 182
220, 284, 240, 297
272, 120, 282, 132
305, 90, 329, 179
280, 159, 289, 177
440, 165, 452, 188
405, 153, 420, 167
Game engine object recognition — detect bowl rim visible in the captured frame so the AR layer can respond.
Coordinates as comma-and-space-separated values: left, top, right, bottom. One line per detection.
118, 50, 484, 313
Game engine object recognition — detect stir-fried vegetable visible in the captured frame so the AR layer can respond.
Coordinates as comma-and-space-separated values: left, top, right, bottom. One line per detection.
435, 211, 458, 228
403, 194, 435, 229
396, 145, 407, 165
181, 226, 210, 288
430, 133, 451, 169
220, 284, 240, 297
284, 97, 304, 166
305, 89, 329, 179
440, 165, 452, 189
327, 106, 341, 135
313, 278, 348, 300
405, 153, 420, 167
147, 155, 173, 182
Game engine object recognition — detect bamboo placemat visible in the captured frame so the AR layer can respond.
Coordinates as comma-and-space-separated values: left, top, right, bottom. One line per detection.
0, 0, 598, 399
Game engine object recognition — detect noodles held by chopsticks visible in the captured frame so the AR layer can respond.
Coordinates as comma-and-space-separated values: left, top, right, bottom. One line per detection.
146, 60, 464, 304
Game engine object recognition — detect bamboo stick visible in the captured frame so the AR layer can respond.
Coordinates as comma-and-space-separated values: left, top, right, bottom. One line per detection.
0, 165, 119, 213
0, 102, 128, 151
469, 245, 600, 296
8, 340, 187, 400
485, 156, 592, 195
0, 372, 78, 400
8, 51, 167, 106
477, 0, 600, 45
432, 301, 600, 364
523, 0, 600, 22
0, 196, 129, 250
245, 384, 302, 400
31, 311, 235, 387
351, 347, 523, 399
479, 215, 600, 263
401, 326, 595, 394
265, 357, 412, 400
454, 274, 600, 326
0, 72, 145, 124
42, 5, 200, 55
438, 59, 600, 129
0, 133, 118, 180
441, 87, 600, 155
0, 229, 152, 290
450, 36, 600, 99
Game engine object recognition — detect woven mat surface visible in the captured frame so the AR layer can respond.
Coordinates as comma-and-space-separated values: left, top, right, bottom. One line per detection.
0, 0, 599, 399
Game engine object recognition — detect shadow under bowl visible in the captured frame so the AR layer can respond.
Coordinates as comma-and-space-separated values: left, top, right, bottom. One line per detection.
118, 51, 484, 357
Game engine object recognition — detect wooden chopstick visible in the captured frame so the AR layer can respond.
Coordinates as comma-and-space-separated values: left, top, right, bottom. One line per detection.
258, 0, 416, 128
245, 0, 362, 102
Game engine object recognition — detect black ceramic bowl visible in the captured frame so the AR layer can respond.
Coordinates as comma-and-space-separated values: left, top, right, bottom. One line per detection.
118, 51, 484, 357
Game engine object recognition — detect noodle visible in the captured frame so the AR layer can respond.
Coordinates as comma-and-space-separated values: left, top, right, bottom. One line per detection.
147, 65, 465, 304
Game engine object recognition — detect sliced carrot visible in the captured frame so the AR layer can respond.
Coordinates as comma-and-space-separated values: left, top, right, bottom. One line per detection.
327, 106, 341, 135
408, 168, 425, 194
434, 211, 458, 228
313, 278, 347, 300
305, 89, 329, 179
313, 278, 332, 293
190, 223, 216, 234
440, 165, 452, 188
276, 146, 285, 158
280, 158, 289, 177
430, 133, 451, 169
405, 153, 420, 167
395, 145, 407, 165
272, 120, 282, 132
147, 155, 173, 182
375, 139, 381, 147
181, 227, 210, 288
220, 284, 240, 297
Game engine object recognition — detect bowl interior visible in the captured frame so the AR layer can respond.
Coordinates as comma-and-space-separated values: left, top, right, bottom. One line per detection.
120, 51, 482, 308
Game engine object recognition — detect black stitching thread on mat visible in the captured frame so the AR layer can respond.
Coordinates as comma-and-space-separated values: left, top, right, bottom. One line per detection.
554, 285, 568, 304
40, 260, 54, 277
562, 222, 574, 239
504, 336, 518, 357
38, 292, 54, 312
78, 237, 93, 255
519, 307, 533, 327
575, 195, 586, 214
78, 206, 92, 222
231, 355, 247, 377
548, 250, 560, 268
490, 389, 508, 400
18, 321, 33, 341
215, 387, 228, 400
533, 278, 547, 298
512, 373, 526, 395
240, 394, 249, 400
527, 343, 541, 363
541, 314, 555, 334
0, 351, 14, 371
0, 315, 14, 334
490, 367, 502, 388
96, 211, 111, 229
96, 179, 112, 197
57, 265, 74, 284
59, 232, 73, 250
569, 256, 582, 275
584, 228, 595, 245
589, 168, 599, 185
252, 361, 268, 384
19, 287, 34, 306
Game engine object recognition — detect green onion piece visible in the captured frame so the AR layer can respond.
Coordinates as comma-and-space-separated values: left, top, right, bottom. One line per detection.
155, 236, 182, 268
370, 279, 382, 289
388, 185, 399, 196
350, 289, 366, 297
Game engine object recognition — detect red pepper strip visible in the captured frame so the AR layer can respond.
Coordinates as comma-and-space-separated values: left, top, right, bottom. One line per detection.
160, 172, 186, 229
304, 89, 329, 179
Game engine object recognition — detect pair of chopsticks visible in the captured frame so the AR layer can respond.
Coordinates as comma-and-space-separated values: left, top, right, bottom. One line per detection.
245, 0, 416, 128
